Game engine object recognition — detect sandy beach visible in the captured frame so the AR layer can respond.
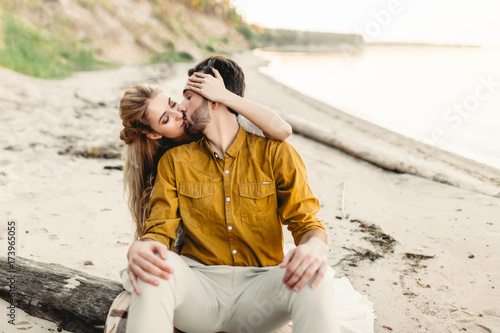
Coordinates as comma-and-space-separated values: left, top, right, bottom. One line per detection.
1, 52, 499, 332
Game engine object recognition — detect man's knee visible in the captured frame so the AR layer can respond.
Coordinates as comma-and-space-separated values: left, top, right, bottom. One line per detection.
162, 250, 184, 268
294, 272, 334, 304
136, 251, 184, 293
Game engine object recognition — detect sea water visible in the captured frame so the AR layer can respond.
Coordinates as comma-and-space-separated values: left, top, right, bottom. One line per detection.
256, 47, 500, 170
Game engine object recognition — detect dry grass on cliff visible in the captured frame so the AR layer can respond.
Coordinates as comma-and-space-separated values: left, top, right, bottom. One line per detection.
0, 0, 248, 78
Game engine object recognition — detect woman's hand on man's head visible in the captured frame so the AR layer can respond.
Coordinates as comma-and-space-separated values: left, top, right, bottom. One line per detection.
126, 238, 173, 295
187, 67, 229, 103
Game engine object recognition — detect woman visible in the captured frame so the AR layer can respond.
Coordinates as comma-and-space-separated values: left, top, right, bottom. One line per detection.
119, 68, 292, 243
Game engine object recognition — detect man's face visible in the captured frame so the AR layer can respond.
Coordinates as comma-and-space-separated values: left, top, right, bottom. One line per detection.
180, 86, 211, 136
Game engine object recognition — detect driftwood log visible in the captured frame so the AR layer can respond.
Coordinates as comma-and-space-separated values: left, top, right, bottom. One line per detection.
0, 257, 295, 333
282, 113, 500, 197
0, 256, 122, 333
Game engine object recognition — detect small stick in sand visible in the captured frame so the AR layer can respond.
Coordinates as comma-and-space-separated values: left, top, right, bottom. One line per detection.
106, 323, 116, 333
341, 180, 348, 219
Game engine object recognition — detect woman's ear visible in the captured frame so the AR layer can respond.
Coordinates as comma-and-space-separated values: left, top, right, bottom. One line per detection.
146, 132, 162, 140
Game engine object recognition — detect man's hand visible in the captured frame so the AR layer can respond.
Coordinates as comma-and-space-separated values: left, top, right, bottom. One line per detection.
127, 239, 173, 295
280, 236, 329, 292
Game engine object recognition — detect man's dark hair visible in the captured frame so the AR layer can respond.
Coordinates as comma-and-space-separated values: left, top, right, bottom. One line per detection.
188, 55, 245, 116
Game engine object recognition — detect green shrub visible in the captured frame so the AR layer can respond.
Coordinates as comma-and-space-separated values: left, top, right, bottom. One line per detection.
205, 44, 216, 53
0, 14, 111, 79
236, 24, 256, 45
150, 50, 194, 64
173, 51, 194, 62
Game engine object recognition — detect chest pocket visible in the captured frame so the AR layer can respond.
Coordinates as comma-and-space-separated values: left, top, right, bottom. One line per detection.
178, 182, 215, 228
239, 182, 277, 226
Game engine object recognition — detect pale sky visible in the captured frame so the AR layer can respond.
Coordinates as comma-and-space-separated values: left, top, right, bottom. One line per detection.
232, 0, 500, 46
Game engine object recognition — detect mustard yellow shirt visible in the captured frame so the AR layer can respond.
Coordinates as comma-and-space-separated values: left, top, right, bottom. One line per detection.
143, 126, 325, 267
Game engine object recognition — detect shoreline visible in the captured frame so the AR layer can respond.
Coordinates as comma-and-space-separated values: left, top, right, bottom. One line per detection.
256, 43, 486, 54
1, 54, 499, 332
235, 51, 500, 198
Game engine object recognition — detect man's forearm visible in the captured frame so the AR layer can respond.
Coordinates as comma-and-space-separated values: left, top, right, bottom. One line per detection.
299, 229, 327, 245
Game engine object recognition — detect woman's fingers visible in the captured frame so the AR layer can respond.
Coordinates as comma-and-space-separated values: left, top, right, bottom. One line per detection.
186, 69, 227, 102
186, 83, 202, 95
187, 81, 202, 89
188, 86, 201, 94
188, 75, 204, 83
211, 67, 223, 81
190, 69, 223, 84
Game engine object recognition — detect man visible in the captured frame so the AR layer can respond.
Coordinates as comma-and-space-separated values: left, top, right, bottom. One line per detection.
125, 56, 338, 333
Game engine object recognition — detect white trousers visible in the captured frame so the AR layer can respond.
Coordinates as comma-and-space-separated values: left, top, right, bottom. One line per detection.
124, 252, 339, 333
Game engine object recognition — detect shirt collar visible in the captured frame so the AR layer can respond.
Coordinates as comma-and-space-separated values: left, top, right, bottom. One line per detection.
226, 125, 246, 158
202, 125, 246, 159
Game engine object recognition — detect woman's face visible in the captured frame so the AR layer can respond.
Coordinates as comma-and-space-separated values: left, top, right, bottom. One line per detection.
146, 92, 187, 141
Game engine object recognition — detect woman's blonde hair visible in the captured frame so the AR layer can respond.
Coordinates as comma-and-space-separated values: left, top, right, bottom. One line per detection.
119, 83, 174, 239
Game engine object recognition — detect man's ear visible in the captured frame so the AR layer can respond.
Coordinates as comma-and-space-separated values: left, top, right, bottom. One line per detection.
210, 101, 220, 110
146, 132, 162, 140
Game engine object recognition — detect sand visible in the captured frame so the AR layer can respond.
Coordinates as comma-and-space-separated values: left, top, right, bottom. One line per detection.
0, 52, 499, 333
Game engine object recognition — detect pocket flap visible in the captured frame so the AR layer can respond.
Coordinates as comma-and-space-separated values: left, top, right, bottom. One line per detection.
179, 182, 214, 199
239, 182, 275, 199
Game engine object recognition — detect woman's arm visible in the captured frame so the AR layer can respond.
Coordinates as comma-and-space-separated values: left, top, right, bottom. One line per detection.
187, 68, 292, 141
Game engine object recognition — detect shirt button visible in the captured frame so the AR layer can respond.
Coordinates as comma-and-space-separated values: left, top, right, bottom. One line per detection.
232, 249, 237, 254
226, 197, 231, 202
224, 170, 229, 175
214, 153, 219, 159
228, 226, 233, 231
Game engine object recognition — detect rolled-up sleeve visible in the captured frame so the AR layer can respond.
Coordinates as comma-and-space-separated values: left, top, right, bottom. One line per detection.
273, 141, 326, 245
141, 152, 181, 249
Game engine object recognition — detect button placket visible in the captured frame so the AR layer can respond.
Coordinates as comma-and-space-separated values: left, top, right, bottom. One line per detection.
223, 156, 237, 262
